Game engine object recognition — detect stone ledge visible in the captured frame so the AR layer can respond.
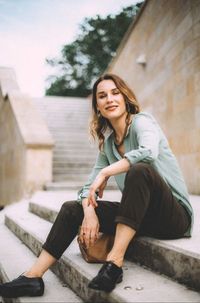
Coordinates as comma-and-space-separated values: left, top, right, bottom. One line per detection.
3, 201, 200, 302
8, 92, 54, 148
28, 191, 200, 291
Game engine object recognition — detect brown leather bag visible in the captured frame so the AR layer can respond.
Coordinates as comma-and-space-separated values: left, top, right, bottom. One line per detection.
77, 233, 114, 263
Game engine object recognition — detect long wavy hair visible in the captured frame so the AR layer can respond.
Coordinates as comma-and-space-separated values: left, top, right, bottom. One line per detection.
90, 73, 140, 150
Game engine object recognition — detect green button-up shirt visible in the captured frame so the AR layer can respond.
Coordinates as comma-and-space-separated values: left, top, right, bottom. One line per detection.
77, 112, 193, 237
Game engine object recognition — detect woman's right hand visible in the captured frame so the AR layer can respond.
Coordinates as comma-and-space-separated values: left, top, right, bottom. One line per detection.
80, 198, 100, 248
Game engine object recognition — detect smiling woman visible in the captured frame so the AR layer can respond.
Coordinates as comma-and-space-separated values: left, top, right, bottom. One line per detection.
90, 74, 139, 150
0, 73, 194, 297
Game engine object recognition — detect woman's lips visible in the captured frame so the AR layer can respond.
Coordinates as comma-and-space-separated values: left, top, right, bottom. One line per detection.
105, 105, 118, 111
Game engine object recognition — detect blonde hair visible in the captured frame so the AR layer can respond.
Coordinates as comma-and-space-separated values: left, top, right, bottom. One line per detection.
90, 73, 140, 150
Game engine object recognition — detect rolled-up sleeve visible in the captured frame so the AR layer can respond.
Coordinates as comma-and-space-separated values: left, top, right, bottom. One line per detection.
77, 150, 109, 204
124, 115, 160, 165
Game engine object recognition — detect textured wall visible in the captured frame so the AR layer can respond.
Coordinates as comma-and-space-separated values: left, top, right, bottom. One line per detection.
108, 0, 200, 194
0, 99, 26, 204
0, 67, 54, 205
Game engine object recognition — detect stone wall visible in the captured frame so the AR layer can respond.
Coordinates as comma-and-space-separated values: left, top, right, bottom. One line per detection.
0, 67, 54, 205
108, 0, 200, 194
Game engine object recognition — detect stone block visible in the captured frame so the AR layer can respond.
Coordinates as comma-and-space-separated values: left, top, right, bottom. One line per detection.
8, 92, 54, 147
0, 89, 54, 205
26, 148, 53, 194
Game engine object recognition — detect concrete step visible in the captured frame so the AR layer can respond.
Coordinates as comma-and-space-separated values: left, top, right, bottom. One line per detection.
53, 145, 93, 152
50, 131, 89, 136
44, 181, 87, 191
4, 200, 200, 302
53, 150, 97, 157
52, 172, 91, 180
53, 163, 94, 169
53, 151, 96, 157
28, 192, 200, 292
47, 124, 89, 129
34, 96, 99, 184
44, 181, 90, 191
53, 166, 91, 172
49, 125, 89, 130
52, 137, 92, 142
53, 140, 96, 147
0, 206, 82, 303
29, 190, 122, 222
48, 121, 89, 125
44, 180, 118, 191
51, 174, 118, 186
52, 175, 89, 182
53, 166, 91, 171
53, 158, 96, 165
33, 96, 90, 107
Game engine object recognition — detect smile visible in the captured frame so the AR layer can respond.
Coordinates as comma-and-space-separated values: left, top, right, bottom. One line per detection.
105, 105, 118, 111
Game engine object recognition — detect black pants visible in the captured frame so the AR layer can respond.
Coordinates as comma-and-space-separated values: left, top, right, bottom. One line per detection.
42, 163, 190, 260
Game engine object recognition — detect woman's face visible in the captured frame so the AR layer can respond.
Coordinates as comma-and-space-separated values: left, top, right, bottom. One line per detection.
96, 79, 126, 122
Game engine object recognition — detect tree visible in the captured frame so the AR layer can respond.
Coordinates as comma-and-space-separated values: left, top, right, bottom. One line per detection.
45, 2, 143, 97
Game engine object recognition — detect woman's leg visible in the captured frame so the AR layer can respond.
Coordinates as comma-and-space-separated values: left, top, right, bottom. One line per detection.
25, 200, 84, 278
89, 163, 190, 291
106, 224, 135, 267
0, 201, 84, 298
107, 163, 190, 266
20, 200, 120, 279
24, 250, 56, 278
116, 163, 190, 238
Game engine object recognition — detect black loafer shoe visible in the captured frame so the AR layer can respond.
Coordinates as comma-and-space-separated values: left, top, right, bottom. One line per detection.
0, 275, 44, 298
88, 261, 123, 292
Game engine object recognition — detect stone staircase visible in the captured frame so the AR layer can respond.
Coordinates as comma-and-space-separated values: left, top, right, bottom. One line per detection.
33, 96, 117, 190
1, 95, 200, 302
0, 190, 200, 302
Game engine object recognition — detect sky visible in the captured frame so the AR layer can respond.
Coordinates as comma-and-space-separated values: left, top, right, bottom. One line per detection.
0, 0, 143, 97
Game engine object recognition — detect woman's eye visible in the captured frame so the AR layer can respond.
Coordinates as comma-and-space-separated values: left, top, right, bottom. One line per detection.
99, 95, 106, 99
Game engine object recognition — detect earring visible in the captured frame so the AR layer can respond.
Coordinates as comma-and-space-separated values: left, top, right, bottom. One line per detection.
97, 110, 102, 118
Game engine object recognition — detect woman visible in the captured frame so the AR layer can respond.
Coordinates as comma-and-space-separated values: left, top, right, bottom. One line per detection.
0, 74, 193, 297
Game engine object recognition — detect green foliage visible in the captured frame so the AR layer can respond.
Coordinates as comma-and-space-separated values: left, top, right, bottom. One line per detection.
45, 2, 143, 97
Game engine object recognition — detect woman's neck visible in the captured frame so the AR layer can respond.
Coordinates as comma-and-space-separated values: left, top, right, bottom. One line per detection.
111, 113, 132, 145
110, 114, 126, 140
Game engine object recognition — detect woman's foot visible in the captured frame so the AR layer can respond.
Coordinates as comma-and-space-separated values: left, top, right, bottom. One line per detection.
88, 261, 123, 292
0, 275, 44, 298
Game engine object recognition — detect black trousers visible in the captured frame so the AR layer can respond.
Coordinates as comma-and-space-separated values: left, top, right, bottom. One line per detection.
42, 163, 190, 260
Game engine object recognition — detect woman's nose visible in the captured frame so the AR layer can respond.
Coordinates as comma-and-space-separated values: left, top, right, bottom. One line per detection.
107, 93, 113, 102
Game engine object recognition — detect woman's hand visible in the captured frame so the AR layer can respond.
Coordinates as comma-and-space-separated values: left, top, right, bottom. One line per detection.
88, 172, 108, 208
80, 199, 100, 248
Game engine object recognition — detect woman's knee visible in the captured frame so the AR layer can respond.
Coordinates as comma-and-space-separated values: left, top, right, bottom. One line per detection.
125, 163, 154, 182
59, 200, 82, 219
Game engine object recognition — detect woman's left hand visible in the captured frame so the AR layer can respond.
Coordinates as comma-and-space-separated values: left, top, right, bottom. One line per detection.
88, 172, 108, 208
